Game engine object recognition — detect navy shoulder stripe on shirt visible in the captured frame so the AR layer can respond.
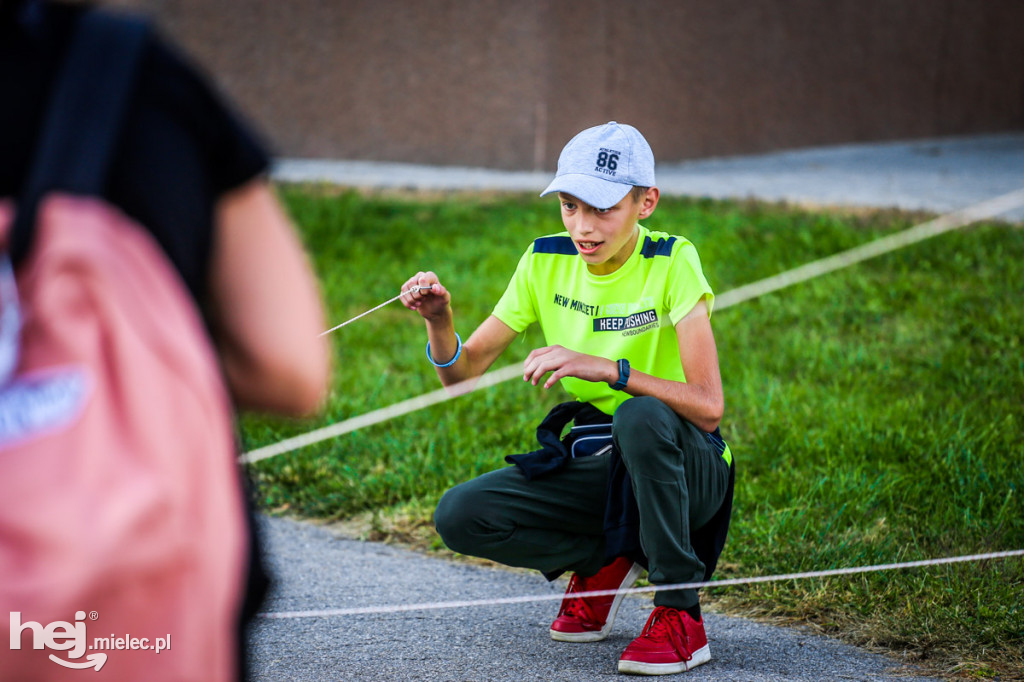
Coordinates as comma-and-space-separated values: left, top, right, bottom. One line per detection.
640, 235, 676, 258
533, 236, 578, 255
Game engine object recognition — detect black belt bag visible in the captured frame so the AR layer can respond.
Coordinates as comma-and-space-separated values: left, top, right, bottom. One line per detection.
565, 422, 614, 458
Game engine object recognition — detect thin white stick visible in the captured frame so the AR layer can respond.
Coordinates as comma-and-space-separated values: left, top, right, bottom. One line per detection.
319, 285, 430, 337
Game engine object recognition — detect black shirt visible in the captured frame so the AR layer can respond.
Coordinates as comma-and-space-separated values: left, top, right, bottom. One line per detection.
0, 1, 270, 302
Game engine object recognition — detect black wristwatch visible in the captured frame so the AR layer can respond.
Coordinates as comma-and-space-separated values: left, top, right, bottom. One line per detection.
609, 358, 630, 391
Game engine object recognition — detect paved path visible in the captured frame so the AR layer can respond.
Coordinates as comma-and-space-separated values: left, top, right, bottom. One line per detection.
252, 134, 1022, 680
249, 517, 937, 681
273, 132, 1024, 221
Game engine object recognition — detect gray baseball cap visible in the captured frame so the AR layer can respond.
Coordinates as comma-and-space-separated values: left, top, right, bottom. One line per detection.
540, 121, 656, 209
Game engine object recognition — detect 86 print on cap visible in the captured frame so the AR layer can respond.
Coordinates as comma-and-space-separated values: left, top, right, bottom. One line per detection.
540, 122, 656, 210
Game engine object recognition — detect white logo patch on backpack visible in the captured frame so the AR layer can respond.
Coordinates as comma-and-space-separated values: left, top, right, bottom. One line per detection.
0, 366, 90, 448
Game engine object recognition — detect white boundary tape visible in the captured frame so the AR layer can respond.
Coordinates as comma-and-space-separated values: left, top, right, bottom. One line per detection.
258, 549, 1024, 619
240, 364, 523, 464
241, 186, 1024, 465
715, 187, 1024, 309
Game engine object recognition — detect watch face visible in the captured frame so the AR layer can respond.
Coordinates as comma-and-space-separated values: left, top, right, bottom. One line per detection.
612, 358, 630, 390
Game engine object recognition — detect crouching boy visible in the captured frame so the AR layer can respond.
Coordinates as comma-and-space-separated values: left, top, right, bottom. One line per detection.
401, 122, 734, 676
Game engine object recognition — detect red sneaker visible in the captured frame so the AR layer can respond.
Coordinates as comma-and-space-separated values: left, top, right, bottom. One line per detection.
618, 606, 711, 675
550, 557, 642, 642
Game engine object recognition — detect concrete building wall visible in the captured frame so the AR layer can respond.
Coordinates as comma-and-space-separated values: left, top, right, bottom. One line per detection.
119, 0, 1024, 169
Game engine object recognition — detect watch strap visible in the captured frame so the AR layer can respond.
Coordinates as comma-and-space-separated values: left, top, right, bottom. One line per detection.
610, 358, 630, 391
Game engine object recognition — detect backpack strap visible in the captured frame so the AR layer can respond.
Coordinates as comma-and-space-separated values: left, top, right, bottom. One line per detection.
10, 9, 151, 264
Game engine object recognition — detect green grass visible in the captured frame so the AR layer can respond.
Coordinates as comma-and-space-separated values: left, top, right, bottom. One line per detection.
244, 186, 1024, 679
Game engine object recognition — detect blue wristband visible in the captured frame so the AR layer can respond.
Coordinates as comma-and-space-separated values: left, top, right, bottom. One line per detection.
426, 332, 462, 368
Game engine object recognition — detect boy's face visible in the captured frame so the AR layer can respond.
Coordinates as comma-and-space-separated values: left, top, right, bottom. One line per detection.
558, 189, 659, 275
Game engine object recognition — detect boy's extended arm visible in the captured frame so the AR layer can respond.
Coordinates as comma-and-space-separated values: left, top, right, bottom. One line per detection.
401, 272, 518, 391
430, 315, 518, 390
523, 299, 723, 432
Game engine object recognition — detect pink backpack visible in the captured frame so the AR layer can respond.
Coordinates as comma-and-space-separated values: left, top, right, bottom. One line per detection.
1, 13, 246, 680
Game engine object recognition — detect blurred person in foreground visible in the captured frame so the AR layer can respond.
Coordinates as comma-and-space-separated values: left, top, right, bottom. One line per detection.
403, 122, 734, 676
0, 1, 329, 679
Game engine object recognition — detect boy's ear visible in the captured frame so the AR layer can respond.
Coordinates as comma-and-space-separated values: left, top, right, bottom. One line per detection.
638, 187, 660, 219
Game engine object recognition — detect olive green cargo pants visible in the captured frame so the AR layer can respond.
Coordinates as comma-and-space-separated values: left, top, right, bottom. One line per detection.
434, 396, 731, 610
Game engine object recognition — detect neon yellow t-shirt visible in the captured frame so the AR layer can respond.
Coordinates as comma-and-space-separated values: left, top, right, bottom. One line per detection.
492, 224, 714, 415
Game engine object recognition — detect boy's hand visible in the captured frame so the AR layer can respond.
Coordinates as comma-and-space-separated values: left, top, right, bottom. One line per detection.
400, 271, 451, 321
523, 345, 616, 389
